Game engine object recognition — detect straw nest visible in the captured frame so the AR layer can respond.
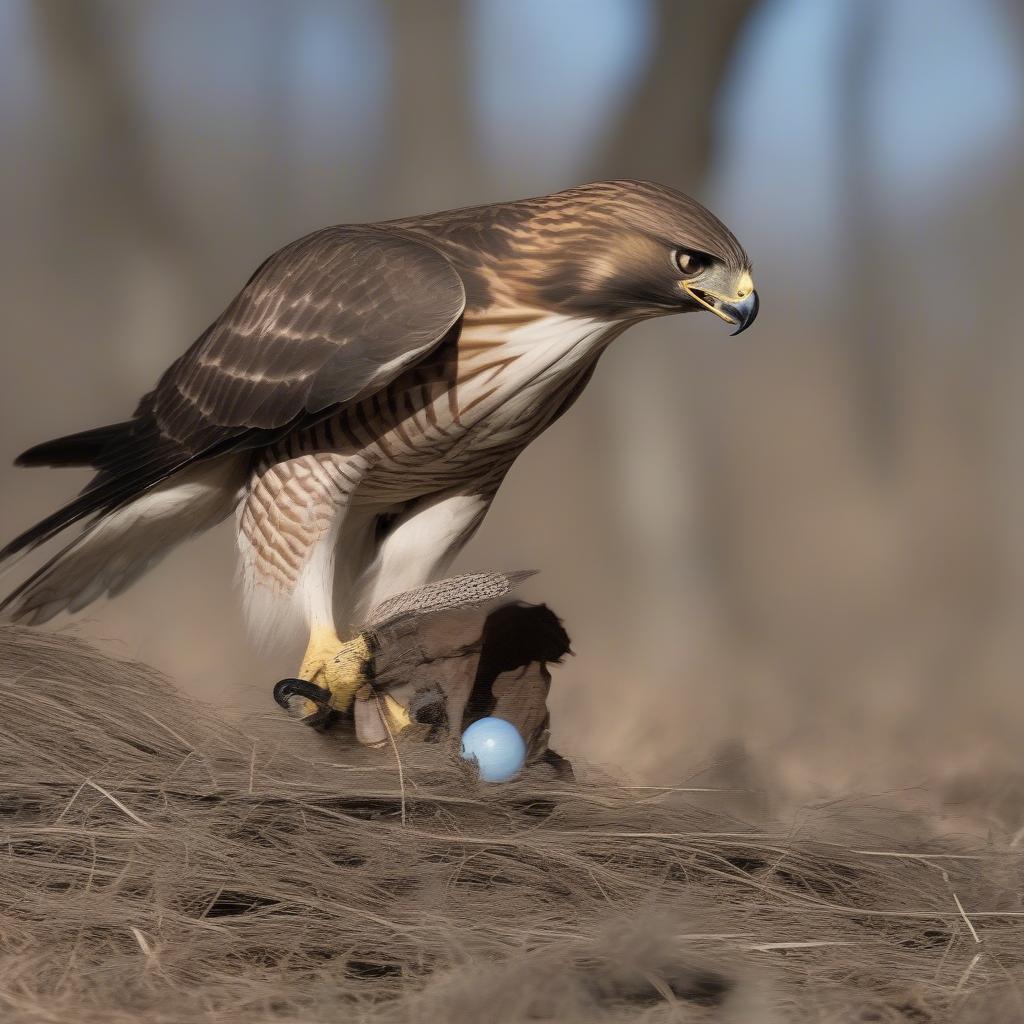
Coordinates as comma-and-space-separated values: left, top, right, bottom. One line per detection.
0, 625, 1021, 1023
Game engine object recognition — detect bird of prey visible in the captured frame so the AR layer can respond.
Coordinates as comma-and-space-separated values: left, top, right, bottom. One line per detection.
1, 180, 757, 726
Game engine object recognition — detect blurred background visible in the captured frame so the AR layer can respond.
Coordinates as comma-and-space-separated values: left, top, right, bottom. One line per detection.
2, 0, 1022, 795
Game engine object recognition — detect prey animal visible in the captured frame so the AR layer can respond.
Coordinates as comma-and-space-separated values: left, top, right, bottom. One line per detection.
1, 180, 757, 727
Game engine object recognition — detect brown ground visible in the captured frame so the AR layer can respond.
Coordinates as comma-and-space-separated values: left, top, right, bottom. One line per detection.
0, 626, 1022, 1023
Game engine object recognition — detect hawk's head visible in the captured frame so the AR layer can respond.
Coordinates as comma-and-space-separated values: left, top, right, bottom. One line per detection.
487, 180, 759, 333
402, 180, 758, 332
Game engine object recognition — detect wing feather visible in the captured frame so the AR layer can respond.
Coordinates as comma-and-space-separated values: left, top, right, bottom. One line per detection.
142, 226, 464, 449
1, 227, 465, 564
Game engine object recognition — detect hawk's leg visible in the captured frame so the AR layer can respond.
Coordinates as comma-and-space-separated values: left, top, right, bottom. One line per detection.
273, 486, 497, 735
338, 489, 496, 739
275, 627, 374, 726
244, 453, 380, 727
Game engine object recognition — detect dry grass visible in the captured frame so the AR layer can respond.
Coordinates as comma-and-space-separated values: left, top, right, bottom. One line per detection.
0, 626, 1021, 1023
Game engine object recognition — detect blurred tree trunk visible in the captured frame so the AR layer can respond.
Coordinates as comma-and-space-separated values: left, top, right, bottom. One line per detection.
594, 0, 755, 186
29, 0, 198, 394
29, 1, 191, 271
836, 0, 898, 466
996, 0, 1024, 591
587, 0, 757, 692
378, 0, 488, 213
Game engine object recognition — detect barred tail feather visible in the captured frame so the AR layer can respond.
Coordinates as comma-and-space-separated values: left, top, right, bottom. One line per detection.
1, 460, 246, 625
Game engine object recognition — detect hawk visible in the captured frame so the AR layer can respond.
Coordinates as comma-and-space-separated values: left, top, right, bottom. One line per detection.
1, 180, 757, 725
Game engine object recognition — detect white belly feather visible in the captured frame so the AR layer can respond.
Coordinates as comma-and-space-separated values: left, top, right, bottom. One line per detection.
240, 313, 627, 639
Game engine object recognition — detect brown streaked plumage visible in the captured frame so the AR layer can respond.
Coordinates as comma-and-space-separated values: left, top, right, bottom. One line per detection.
1, 180, 757, 724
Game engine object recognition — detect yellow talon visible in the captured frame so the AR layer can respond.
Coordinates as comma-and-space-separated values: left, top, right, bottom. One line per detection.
353, 689, 414, 747
379, 693, 411, 733
297, 627, 373, 716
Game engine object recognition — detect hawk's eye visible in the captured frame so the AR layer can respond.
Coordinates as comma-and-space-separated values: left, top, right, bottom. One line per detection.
675, 250, 708, 277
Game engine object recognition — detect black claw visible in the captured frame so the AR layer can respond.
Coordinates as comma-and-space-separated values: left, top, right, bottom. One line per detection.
273, 678, 338, 729
272, 679, 335, 729
273, 677, 331, 709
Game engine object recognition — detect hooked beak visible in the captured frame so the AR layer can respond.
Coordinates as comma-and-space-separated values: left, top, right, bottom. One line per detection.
722, 289, 759, 335
682, 271, 760, 335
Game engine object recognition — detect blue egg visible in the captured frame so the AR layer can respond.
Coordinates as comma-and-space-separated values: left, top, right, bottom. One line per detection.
460, 717, 527, 782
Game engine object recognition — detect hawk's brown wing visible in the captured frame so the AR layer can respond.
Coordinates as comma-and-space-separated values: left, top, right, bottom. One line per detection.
142, 227, 464, 451
3, 228, 465, 561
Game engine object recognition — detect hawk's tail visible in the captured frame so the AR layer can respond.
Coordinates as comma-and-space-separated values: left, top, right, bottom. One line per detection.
2, 419, 190, 565
0, 460, 244, 625
14, 421, 135, 469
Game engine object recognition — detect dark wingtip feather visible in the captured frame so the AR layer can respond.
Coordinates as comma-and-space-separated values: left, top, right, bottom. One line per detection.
0, 462, 171, 569
15, 422, 133, 469
0, 497, 95, 565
